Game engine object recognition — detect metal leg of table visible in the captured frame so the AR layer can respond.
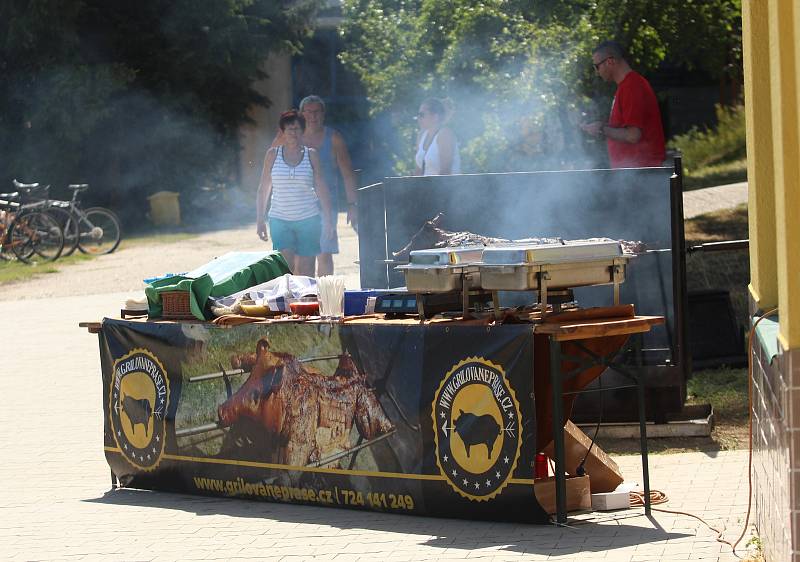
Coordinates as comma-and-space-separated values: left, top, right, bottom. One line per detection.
635, 335, 652, 515
550, 336, 567, 524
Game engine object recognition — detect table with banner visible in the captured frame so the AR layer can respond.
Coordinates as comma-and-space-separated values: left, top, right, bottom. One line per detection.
88, 309, 662, 524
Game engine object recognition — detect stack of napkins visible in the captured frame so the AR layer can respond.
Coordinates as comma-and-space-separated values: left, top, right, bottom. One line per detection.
124, 294, 149, 312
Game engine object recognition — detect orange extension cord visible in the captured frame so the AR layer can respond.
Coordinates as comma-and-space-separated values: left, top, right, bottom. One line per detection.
624, 307, 778, 558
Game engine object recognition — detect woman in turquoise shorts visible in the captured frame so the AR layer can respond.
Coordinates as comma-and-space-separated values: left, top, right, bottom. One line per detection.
256, 110, 334, 276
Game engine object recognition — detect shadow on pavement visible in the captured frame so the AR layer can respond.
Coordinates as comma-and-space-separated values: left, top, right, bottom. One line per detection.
85, 488, 690, 555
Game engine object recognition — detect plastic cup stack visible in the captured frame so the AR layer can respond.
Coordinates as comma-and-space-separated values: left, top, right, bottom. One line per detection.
317, 275, 346, 319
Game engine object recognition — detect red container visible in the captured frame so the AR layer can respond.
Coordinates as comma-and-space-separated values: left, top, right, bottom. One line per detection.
535, 453, 549, 479
289, 301, 319, 316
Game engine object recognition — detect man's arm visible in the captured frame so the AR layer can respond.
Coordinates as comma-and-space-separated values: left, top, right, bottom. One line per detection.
581, 121, 641, 144
332, 131, 359, 226
309, 148, 335, 239
602, 124, 642, 144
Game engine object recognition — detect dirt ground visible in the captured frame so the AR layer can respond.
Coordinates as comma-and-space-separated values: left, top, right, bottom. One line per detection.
0, 213, 360, 302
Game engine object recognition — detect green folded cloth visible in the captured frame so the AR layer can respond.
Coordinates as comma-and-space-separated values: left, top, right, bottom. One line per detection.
145, 251, 291, 320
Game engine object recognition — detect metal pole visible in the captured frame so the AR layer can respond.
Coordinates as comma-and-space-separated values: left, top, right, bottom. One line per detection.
635, 334, 652, 515
670, 156, 691, 377
550, 336, 567, 524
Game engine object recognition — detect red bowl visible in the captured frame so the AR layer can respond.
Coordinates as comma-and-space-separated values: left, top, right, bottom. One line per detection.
289, 301, 319, 315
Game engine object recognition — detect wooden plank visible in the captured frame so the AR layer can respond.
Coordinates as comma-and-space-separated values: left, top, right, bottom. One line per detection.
79, 321, 102, 334
534, 316, 664, 341
541, 304, 635, 324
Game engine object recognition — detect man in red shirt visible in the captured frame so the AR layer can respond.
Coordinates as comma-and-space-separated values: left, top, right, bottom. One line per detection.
581, 41, 666, 168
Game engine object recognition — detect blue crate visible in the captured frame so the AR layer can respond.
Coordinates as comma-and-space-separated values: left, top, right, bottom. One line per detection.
344, 290, 381, 316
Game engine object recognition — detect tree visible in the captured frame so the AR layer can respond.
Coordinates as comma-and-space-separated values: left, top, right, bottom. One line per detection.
0, 0, 321, 215
339, 0, 742, 174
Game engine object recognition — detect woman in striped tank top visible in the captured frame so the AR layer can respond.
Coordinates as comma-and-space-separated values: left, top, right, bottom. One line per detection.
256, 110, 334, 276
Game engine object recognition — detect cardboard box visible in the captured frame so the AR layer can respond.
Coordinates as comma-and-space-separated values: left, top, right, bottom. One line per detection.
541, 420, 624, 493
534, 474, 591, 515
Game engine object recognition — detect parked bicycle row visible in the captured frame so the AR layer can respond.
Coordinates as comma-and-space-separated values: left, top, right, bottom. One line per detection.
0, 179, 122, 265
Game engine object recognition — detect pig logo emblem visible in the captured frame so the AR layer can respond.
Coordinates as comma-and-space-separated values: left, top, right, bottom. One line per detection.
433, 357, 522, 501
109, 349, 169, 471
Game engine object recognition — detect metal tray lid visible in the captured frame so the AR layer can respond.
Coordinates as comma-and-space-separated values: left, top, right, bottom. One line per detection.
408, 246, 484, 266
481, 239, 623, 265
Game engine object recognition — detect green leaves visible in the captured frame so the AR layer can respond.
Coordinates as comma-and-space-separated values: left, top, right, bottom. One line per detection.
0, 0, 322, 209
339, 0, 742, 174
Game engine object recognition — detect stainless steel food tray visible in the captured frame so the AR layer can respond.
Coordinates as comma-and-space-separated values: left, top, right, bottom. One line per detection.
479, 240, 627, 292
396, 246, 483, 293
478, 258, 628, 291
408, 246, 485, 266
480, 239, 622, 266
396, 263, 481, 292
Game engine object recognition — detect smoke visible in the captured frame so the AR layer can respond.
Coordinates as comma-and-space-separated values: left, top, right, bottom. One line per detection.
352, 34, 615, 181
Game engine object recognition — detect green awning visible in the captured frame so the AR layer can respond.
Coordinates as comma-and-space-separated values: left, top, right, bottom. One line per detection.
754, 315, 780, 365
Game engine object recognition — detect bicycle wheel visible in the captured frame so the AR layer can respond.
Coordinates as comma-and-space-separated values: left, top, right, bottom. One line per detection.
76, 207, 122, 255
9, 210, 64, 264
47, 205, 80, 256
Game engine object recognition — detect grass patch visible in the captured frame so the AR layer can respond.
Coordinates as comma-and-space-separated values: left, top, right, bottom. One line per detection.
683, 158, 747, 190
0, 252, 94, 284
597, 366, 749, 455
688, 367, 749, 422
684, 203, 748, 243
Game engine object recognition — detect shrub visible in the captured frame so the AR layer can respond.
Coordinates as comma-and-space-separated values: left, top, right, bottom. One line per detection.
670, 103, 747, 175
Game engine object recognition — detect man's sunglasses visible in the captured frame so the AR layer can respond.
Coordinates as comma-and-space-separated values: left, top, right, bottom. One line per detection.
593, 56, 614, 70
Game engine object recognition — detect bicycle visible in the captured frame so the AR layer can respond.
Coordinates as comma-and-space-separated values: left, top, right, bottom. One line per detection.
12, 180, 122, 256
0, 190, 65, 264
61, 184, 122, 256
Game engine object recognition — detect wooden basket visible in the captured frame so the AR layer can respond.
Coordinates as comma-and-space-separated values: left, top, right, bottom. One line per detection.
161, 290, 195, 320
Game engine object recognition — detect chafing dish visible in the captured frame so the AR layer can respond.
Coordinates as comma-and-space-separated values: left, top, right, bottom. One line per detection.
396, 246, 483, 293
478, 239, 629, 314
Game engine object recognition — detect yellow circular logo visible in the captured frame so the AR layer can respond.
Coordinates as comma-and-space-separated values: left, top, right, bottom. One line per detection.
432, 357, 522, 502
109, 349, 169, 471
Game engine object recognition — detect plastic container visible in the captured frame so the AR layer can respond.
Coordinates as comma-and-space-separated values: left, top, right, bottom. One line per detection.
344, 290, 381, 316
289, 301, 319, 316
147, 191, 181, 226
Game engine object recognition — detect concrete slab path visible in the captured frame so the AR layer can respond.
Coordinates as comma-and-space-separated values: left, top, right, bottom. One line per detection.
683, 182, 748, 219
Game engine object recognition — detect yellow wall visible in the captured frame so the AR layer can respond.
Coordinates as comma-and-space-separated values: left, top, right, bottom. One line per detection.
745, 0, 800, 347
743, 0, 777, 311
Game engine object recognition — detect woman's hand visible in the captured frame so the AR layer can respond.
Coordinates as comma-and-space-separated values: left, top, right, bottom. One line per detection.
257, 221, 269, 242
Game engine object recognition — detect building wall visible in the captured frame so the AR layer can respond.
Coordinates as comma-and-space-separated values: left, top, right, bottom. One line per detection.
239, 52, 293, 193
743, 1, 800, 560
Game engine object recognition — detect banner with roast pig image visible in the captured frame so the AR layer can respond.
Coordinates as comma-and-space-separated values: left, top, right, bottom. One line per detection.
100, 319, 547, 522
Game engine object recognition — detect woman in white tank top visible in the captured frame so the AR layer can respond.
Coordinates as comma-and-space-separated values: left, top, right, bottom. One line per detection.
414, 97, 461, 176
255, 110, 334, 276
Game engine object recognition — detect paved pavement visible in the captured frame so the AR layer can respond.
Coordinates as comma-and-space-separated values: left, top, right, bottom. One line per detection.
683, 182, 748, 220
0, 182, 757, 561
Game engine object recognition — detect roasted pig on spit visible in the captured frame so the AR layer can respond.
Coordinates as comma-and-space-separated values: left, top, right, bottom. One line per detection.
392, 213, 646, 261
218, 338, 394, 466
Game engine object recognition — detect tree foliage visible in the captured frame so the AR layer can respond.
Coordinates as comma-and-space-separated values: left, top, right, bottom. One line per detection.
339, 0, 742, 174
0, 0, 320, 212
